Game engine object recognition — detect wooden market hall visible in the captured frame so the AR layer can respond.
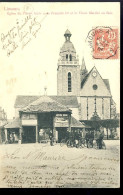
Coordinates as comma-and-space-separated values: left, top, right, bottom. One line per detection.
4, 96, 88, 144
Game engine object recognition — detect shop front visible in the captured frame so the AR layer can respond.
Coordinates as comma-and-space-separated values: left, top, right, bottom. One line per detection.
54, 113, 70, 143
4, 118, 20, 144
17, 95, 72, 144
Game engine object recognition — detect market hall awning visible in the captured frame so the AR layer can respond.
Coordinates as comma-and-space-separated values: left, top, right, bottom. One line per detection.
71, 116, 91, 129
80, 118, 120, 129
4, 118, 21, 129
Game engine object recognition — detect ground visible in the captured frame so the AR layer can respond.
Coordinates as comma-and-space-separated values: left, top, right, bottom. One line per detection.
0, 140, 120, 188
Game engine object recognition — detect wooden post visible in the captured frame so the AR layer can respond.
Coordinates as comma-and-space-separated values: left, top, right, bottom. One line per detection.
106, 128, 108, 140
5, 128, 8, 142
36, 125, 38, 143
19, 127, 23, 144
52, 113, 55, 142
36, 114, 38, 143
68, 113, 71, 133
19, 112, 22, 144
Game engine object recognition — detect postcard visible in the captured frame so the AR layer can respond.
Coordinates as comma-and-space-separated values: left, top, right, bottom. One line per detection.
0, 2, 120, 188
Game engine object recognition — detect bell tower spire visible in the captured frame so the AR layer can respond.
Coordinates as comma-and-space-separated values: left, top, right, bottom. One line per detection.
57, 29, 80, 96
64, 29, 72, 41
81, 57, 88, 74
80, 57, 88, 83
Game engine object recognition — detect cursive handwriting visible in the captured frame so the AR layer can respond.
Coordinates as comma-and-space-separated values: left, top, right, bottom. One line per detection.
0, 145, 120, 188
1, 161, 119, 188
1, 14, 47, 56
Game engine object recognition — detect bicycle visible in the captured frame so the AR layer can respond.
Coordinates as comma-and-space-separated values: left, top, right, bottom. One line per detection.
77, 138, 87, 148
66, 138, 75, 148
93, 139, 106, 150
60, 138, 68, 147
88, 139, 94, 148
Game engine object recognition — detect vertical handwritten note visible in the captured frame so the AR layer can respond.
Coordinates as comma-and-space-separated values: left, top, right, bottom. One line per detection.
1, 14, 47, 56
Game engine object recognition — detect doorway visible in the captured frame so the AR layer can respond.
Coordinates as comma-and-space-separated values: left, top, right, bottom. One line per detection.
57, 128, 67, 143
22, 126, 36, 143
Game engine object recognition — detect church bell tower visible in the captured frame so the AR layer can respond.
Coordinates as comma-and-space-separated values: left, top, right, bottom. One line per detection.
57, 29, 80, 96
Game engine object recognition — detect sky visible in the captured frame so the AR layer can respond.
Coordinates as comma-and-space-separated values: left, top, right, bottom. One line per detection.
0, 2, 120, 118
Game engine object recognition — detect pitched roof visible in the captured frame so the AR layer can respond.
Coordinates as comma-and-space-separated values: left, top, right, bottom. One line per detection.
15, 95, 78, 108
50, 96, 78, 108
21, 96, 71, 113
103, 79, 111, 93
71, 116, 86, 128
81, 66, 111, 94
111, 98, 116, 105
81, 73, 90, 88
14, 95, 40, 108
81, 67, 94, 88
5, 118, 21, 129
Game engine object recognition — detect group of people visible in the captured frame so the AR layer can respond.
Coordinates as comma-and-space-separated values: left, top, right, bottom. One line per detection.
40, 127, 105, 149
85, 127, 104, 149
68, 127, 104, 149
9, 132, 16, 143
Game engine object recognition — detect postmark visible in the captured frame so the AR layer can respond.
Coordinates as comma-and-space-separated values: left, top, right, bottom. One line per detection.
86, 26, 119, 59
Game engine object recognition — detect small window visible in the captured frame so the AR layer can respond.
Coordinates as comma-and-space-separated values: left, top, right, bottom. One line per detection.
66, 54, 68, 60
69, 54, 72, 61
68, 72, 72, 92
29, 114, 36, 119
22, 114, 29, 119
93, 84, 98, 90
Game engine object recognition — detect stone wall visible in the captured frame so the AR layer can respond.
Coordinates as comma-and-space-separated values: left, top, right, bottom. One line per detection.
57, 65, 80, 96
80, 97, 111, 120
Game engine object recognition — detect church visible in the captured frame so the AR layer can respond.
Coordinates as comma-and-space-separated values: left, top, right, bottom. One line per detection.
4, 29, 118, 144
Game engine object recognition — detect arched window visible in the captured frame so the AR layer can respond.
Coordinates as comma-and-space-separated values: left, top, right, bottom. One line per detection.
66, 54, 68, 60
69, 54, 72, 61
68, 72, 72, 92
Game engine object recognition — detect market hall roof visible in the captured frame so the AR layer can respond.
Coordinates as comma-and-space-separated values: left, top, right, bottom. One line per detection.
20, 96, 72, 113
71, 116, 91, 128
71, 116, 86, 128
5, 118, 21, 129
50, 96, 78, 108
14, 95, 79, 108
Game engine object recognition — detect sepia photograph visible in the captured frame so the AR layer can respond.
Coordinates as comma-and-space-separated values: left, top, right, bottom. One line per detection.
0, 2, 120, 188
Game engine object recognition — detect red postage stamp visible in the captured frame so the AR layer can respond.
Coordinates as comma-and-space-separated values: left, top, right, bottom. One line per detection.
92, 27, 119, 59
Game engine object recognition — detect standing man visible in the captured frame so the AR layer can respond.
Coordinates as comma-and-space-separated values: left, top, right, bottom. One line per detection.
90, 130, 94, 147
99, 126, 104, 149
49, 130, 53, 146
85, 130, 90, 148
95, 129, 100, 148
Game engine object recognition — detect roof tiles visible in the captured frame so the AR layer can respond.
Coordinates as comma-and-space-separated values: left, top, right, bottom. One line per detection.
21, 96, 71, 113
15, 95, 78, 108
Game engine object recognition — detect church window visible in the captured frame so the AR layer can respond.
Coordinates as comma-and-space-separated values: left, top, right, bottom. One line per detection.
93, 84, 98, 90
68, 72, 72, 92
69, 54, 72, 61
66, 54, 68, 60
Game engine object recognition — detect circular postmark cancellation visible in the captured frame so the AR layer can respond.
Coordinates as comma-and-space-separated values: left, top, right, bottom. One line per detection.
86, 26, 119, 59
